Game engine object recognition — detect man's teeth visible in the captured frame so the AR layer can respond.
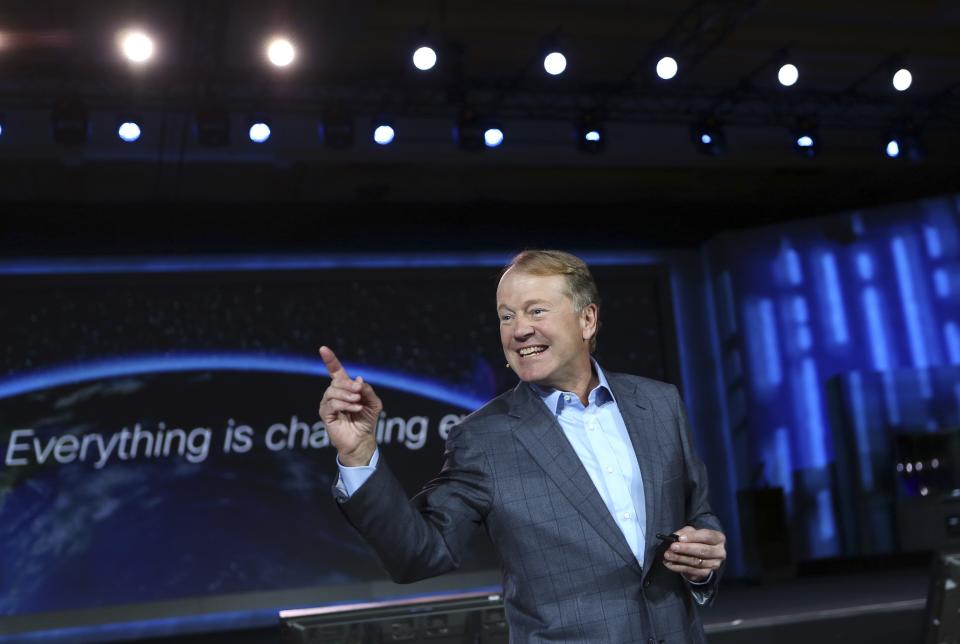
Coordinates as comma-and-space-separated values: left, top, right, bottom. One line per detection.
519, 346, 547, 357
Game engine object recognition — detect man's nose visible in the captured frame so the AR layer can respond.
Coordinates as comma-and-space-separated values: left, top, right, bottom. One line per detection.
513, 318, 535, 339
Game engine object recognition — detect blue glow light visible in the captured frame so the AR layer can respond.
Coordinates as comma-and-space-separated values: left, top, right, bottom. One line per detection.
782, 247, 803, 285
792, 296, 809, 323
818, 252, 849, 344
885, 140, 900, 158
483, 128, 503, 148
700, 133, 712, 145
816, 489, 836, 543
585, 130, 601, 142
882, 371, 901, 426
0, 251, 661, 276
774, 427, 792, 494
891, 236, 930, 368
796, 135, 814, 148
855, 252, 874, 281
934, 269, 950, 297
796, 325, 812, 351
0, 352, 488, 410
744, 298, 782, 393
118, 121, 141, 142
862, 287, 891, 370
248, 122, 271, 143
799, 357, 827, 467
924, 225, 943, 259
946, 322, 960, 365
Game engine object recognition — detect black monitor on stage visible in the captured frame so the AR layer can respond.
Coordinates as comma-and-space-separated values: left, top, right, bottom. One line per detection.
279, 590, 508, 644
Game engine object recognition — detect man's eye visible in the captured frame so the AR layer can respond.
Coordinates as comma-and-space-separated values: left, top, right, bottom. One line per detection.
532, 308, 545, 315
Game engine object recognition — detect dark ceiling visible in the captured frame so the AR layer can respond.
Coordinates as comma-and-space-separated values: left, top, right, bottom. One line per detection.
0, 0, 958, 250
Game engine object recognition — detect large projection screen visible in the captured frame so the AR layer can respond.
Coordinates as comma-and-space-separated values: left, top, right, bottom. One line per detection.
0, 254, 679, 641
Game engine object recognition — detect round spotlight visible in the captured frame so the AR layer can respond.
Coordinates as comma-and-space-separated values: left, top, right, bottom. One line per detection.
249, 122, 271, 143
656, 56, 678, 80
796, 135, 814, 148
778, 63, 799, 87
892, 68, 912, 91
584, 130, 601, 142
412, 46, 437, 71
118, 121, 142, 142
885, 139, 900, 158
483, 127, 504, 148
119, 30, 155, 64
700, 133, 713, 145
373, 124, 395, 145
266, 37, 296, 67
543, 52, 567, 76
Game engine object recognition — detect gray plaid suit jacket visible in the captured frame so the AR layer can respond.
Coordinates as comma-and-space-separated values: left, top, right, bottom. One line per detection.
335, 372, 723, 644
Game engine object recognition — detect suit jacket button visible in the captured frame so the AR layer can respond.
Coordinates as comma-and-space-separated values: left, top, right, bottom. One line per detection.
643, 579, 651, 588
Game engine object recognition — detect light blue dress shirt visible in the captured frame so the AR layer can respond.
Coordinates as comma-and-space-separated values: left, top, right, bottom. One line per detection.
528, 361, 647, 567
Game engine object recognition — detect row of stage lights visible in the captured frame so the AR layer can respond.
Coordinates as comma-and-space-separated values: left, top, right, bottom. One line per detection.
112, 27, 918, 92
0, 107, 919, 161
0, 28, 924, 160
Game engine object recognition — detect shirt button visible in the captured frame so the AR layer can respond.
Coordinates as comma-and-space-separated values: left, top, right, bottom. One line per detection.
606, 467, 614, 474
622, 512, 631, 520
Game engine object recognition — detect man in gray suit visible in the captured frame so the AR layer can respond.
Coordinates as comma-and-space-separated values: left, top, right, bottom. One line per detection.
320, 250, 726, 643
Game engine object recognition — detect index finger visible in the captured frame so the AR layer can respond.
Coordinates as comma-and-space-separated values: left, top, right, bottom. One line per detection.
678, 528, 724, 545
319, 346, 351, 382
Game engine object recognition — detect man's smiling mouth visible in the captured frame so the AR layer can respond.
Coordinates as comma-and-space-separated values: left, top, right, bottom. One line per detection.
518, 346, 548, 357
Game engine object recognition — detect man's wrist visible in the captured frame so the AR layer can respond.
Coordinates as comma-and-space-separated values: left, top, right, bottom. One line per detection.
338, 442, 376, 467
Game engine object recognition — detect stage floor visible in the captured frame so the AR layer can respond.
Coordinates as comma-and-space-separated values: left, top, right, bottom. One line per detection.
704, 563, 929, 644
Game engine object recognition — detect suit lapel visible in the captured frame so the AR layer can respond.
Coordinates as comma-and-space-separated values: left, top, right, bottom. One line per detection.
605, 373, 663, 576
507, 382, 643, 574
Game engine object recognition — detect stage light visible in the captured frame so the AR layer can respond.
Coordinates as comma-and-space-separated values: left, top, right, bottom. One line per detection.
117, 120, 141, 142
248, 120, 271, 143
792, 118, 818, 158
483, 127, 504, 148
194, 107, 230, 146
656, 56, 678, 80
373, 121, 395, 145
319, 110, 354, 149
884, 119, 924, 161
543, 51, 567, 76
412, 45, 437, 71
892, 68, 912, 91
885, 139, 900, 158
51, 98, 89, 145
266, 37, 296, 67
119, 29, 155, 64
691, 116, 725, 156
777, 63, 798, 87
0, 117, 4, 138
575, 112, 604, 154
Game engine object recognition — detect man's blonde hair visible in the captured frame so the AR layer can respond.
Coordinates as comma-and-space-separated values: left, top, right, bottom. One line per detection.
501, 250, 601, 352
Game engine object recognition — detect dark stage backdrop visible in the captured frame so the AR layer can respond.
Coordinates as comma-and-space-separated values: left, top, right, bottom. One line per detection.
0, 256, 679, 640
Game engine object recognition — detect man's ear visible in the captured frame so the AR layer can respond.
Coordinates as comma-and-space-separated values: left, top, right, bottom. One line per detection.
580, 303, 599, 342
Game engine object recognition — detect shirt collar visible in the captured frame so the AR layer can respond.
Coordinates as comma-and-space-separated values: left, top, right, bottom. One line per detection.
529, 358, 616, 415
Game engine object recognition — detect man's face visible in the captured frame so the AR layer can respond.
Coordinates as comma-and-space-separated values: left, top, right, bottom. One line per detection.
496, 269, 596, 392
